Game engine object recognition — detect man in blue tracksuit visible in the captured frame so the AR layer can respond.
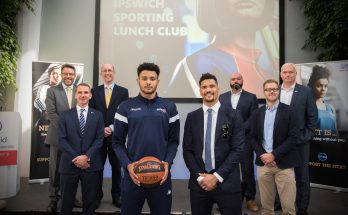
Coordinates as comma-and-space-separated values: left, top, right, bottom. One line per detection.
112, 62, 180, 215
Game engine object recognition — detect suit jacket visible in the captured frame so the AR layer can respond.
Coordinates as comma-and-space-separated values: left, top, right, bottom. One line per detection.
58, 107, 104, 174
45, 84, 77, 146
250, 102, 301, 169
220, 90, 258, 134
183, 104, 245, 193
89, 84, 129, 142
280, 83, 317, 144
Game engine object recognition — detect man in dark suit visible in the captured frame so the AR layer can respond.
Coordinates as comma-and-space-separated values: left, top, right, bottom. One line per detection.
89, 64, 129, 207
250, 79, 300, 215
45, 64, 81, 212
183, 73, 244, 215
58, 83, 104, 215
279, 63, 317, 215
219, 73, 259, 212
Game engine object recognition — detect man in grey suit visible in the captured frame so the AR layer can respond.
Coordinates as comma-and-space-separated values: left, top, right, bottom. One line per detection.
45, 64, 80, 213
279, 63, 317, 215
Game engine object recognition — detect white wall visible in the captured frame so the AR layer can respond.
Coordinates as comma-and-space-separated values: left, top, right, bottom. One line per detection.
15, 0, 43, 177
15, 0, 319, 177
39, 0, 95, 85
284, 0, 317, 63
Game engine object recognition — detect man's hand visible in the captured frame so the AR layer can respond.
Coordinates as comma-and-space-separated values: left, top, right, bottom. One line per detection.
260, 153, 275, 165
198, 173, 218, 191
104, 127, 112, 137
127, 162, 140, 186
160, 161, 169, 185
72, 155, 89, 169
266, 161, 277, 167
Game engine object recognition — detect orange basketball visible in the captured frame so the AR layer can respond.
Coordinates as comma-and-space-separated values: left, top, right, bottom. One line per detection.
134, 156, 165, 188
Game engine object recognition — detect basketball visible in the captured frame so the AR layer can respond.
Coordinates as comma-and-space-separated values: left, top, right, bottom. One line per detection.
134, 156, 165, 188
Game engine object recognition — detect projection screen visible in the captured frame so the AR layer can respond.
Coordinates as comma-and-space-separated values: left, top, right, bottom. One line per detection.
99, 0, 280, 98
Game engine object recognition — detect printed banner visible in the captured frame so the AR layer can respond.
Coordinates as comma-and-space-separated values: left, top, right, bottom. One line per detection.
30, 61, 84, 182
296, 61, 348, 188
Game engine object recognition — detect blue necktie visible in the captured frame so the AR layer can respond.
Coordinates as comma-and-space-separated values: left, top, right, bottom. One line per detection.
205, 108, 213, 172
80, 109, 86, 135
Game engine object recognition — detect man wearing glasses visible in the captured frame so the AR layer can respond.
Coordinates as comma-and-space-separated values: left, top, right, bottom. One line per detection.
250, 79, 300, 215
45, 64, 82, 212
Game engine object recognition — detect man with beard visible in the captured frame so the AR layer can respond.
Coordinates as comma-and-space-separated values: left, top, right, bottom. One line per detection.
220, 73, 259, 212
112, 62, 180, 215
183, 73, 244, 215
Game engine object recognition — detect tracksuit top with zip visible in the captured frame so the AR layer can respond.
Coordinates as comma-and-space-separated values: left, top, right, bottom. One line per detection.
112, 94, 180, 179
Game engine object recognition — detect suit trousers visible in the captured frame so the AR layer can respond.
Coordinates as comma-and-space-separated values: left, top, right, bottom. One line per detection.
240, 140, 257, 200
60, 171, 98, 215
190, 188, 242, 215
257, 165, 296, 215
97, 141, 121, 202
49, 144, 61, 201
295, 142, 310, 210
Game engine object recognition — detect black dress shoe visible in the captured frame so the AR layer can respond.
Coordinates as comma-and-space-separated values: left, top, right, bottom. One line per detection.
298, 208, 308, 215
74, 199, 83, 208
112, 197, 121, 208
47, 201, 57, 213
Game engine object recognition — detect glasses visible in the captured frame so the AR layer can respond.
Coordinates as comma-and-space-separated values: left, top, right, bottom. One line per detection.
264, 88, 279, 92
62, 73, 75, 77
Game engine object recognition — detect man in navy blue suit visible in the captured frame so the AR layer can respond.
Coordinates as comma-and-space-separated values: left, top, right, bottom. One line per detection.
58, 83, 104, 214
90, 64, 129, 208
219, 73, 259, 212
250, 79, 300, 215
183, 73, 244, 215
279, 63, 317, 215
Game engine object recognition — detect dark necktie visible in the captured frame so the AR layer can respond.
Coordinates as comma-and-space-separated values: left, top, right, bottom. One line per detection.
205, 108, 213, 172
79, 109, 86, 135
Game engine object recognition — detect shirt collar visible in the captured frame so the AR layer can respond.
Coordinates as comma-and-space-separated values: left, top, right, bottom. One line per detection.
76, 105, 89, 113
62, 83, 73, 90
231, 89, 243, 96
266, 100, 279, 111
203, 101, 221, 113
104, 83, 115, 90
281, 82, 296, 91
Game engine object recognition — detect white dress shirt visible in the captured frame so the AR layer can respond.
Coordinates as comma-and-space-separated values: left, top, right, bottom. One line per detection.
280, 82, 296, 105
197, 101, 224, 183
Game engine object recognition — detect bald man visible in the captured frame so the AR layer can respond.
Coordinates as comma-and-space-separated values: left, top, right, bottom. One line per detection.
220, 73, 259, 212
279, 63, 317, 215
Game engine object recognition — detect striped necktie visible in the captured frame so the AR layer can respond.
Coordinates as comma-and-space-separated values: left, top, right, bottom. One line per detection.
79, 109, 86, 135
205, 108, 213, 172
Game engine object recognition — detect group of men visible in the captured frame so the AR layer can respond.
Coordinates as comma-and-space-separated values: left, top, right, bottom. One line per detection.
45, 61, 317, 215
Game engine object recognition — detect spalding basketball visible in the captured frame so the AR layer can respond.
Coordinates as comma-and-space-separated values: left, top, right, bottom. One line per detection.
134, 156, 165, 188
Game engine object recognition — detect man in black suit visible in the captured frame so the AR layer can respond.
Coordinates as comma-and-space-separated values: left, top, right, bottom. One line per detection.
279, 63, 317, 215
219, 73, 259, 212
90, 64, 129, 208
58, 83, 104, 214
250, 79, 300, 215
183, 73, 244, 215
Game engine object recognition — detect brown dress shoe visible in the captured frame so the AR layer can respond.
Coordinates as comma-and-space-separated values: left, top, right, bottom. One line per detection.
246, 200, 259, 212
